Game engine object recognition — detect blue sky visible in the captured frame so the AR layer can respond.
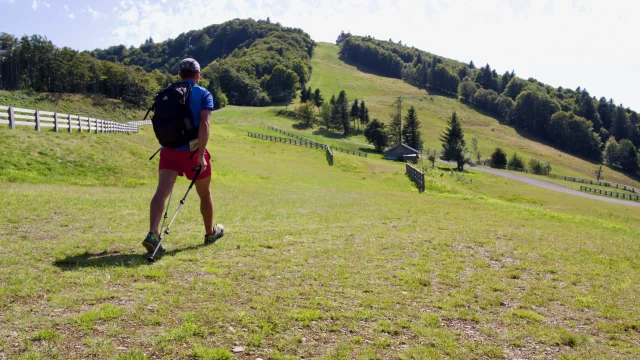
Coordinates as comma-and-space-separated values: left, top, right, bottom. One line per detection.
1, 0, 639, 111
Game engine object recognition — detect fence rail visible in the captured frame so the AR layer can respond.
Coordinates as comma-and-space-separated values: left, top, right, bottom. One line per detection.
551, 174, 638, 193
248, 132, 329, 150
406, 164, 425, 192
0, 105, 138, 133
580, 186, 640, 202
267, 125, 367, 158
128, 120, 152, 126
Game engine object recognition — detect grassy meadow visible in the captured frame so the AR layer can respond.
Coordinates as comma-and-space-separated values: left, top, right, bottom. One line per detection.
2, 114, 640, 359
1, 43, 639, 359
306, 43, 640, 189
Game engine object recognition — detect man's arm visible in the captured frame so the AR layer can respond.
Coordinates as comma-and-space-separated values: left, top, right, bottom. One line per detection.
197, 109, 212, 170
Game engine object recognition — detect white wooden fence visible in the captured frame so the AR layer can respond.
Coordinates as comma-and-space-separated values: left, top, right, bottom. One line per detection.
0, 105, 138, 133
127, 120, 152, 126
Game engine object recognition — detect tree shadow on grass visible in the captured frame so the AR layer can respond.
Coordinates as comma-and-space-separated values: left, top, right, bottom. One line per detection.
359, 147, 381, 155
312, 128, 346, 139
292, 123, 313, 131
53, 244, 207, 270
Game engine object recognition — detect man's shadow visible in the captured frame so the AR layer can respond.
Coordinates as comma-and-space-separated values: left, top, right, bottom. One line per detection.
53, 244, 206, 270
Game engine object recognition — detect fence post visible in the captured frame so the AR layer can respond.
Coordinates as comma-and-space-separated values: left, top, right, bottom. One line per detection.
8, 107, 15, 129
53, 112, 58, 132
88, 118, 92, 133
35, 110, 40, 131
78, 116, 82, 133
67, 114, 72, 132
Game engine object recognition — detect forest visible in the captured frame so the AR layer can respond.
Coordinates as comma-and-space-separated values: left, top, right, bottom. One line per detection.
336, 32, 639, 175
0, 19, 315, 108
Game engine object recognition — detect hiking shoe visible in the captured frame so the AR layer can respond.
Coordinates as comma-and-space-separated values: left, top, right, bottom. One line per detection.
142, 232, 165, 255
204, 224, 225, 245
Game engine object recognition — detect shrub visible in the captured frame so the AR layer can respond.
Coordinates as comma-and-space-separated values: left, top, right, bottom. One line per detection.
507, 152, 525, 170
529, 159, 552, 175
490, 148, 507, 169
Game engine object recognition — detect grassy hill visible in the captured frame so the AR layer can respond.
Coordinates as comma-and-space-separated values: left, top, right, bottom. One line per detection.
306, 43, 640, 189
1, 44, 640, 359
0, 90, 147, 123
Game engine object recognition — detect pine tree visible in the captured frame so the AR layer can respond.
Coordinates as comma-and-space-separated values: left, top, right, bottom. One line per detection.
389, 96, 403, 144
440, 111, 467, 171
313, 88, 324, 110
350, 99, 360, 129
401, 106, 423, 151
337, 90, 350, 135
359, 101, 367, 128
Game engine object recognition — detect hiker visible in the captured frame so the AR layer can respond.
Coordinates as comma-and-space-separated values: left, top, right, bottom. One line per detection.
142, 58, 224, 255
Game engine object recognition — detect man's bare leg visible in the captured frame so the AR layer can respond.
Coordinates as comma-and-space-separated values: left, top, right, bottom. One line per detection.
194, 175, 214, 235
150, 170, 178, 236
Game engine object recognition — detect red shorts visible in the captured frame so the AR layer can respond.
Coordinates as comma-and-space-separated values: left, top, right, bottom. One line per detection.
158, 148, 212, 180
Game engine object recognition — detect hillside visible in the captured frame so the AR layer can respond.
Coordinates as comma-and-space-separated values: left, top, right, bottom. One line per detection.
0, 91, 146, 122
306, 43, 640, 189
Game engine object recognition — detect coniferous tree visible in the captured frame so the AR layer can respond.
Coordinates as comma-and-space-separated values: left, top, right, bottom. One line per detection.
350, 99, 360, 129
313, 88, 324, 110
359, 100, 369, 128
401, 106, 423, 151
389, 96, 403, 144
330, 95, 340, 130
490, 148, 508, 169
440, 111, 467, 170
337, 90, 350, 135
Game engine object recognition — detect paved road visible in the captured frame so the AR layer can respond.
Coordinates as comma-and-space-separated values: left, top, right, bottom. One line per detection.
469, 165, 640, 208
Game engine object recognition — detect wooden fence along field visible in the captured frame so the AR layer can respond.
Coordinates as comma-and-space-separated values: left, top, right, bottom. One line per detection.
248, 132, 329, 150
267, 126, 368, 158
406, 163, 425, 192
550, 174, 638, 193
128, 120, 152, 126
580, 186, 640, 202
0, 106, 138, 133
326, 146, 334, 166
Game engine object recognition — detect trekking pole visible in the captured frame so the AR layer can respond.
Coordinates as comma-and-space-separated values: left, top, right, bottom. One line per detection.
159, 190, 173, 234
147, 165, 202, 263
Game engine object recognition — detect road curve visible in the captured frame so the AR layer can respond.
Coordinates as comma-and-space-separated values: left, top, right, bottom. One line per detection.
471, 166, 640, 208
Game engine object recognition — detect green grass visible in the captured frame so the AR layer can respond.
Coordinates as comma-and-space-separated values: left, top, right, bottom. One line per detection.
2, 43, 640, 359
306, 43, 640, 189
1, 123, 640, 359
0, 90, 146, 122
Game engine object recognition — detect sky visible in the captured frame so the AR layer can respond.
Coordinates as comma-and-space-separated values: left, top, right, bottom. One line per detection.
1, 0, 639, 110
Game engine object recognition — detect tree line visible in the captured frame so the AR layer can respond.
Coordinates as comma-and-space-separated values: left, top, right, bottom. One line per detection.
336, 32, 640, 176
0, 33, 173, 107
292, 88, 373, 137
92, 19, 316, 107
1, 19, 316, 110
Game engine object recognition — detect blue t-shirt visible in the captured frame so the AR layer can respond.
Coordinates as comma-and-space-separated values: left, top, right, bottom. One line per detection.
174, 80, 214, 150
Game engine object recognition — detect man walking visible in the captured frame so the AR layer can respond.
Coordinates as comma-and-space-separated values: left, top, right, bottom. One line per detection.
142, 58, 224, 255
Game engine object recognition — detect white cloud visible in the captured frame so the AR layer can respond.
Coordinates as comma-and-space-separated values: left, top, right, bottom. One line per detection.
86, 5, 101, 18
68, 13, 75, 19
108, 0, 640, 109
63, 4, 68, 11
31, 0, 50, 10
